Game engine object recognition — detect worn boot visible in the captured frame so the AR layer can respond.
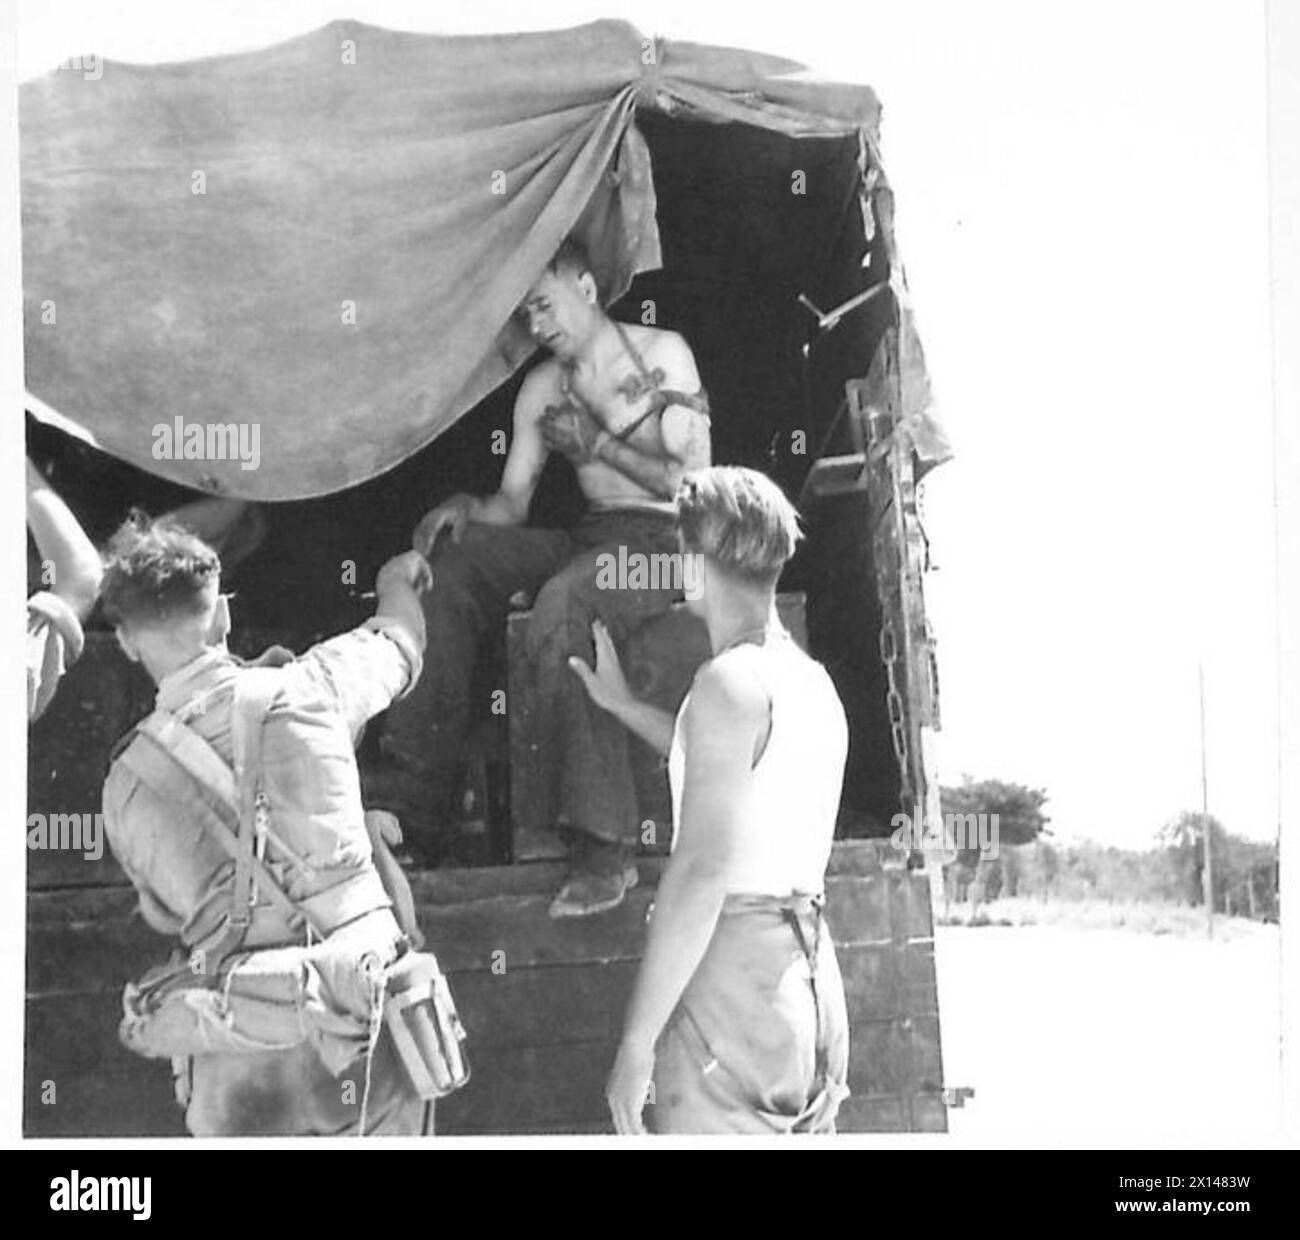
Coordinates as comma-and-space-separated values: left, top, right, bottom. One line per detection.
548, 830, 638, 918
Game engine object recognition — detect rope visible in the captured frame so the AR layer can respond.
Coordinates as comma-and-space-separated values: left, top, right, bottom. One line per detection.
355, 956, 387, 1135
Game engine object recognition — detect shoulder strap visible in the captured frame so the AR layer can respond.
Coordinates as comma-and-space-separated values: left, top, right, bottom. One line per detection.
119, 685, 321, 943
231, 668, 284, 925
613, 320, 658, 386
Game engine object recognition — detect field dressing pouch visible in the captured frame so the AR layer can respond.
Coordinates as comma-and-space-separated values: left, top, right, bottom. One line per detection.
113, 666, 469, 1102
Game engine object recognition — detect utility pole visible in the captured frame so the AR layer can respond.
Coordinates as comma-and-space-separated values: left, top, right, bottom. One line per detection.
1199, 662, 1213, 938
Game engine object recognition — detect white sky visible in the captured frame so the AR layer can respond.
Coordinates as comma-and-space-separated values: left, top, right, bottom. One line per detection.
10, 0, 1282, 847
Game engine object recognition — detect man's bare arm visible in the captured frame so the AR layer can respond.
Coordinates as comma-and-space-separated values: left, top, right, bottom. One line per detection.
26, 458, 102, 618
616, 664, 762, 1051
413, 372, 551, 553
590, 336, 711, 498
591, 407, 710, 498
486, 374, 552, 524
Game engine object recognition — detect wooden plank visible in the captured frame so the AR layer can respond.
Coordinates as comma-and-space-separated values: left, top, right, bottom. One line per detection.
838, 941, 939, 1023
25, 990, 133, 1074
26, 918, 159, 997
417, 889, 655, 972
22, 868, 915, 998
890, 869, 938, 942
28, 943, 937, 1095
449, 963, 637, 1050
847, 1015, 943, 1096
24, 1062, 185, 1138
25, 841, 893, 917
27, 883, 142, 925
25, 868, 927, 994
909, 1091, 948, 1133
837, 1094, 907, 1133
437, 1040, 614, 1135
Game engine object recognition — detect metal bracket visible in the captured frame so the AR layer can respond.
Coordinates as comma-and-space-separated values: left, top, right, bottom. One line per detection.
797, 282, 889, 335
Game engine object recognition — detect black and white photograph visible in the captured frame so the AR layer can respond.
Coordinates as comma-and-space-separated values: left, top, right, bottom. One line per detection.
3, 0, 1297, 1188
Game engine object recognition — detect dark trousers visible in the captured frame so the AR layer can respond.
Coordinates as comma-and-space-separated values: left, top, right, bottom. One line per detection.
376, 509, 681, 849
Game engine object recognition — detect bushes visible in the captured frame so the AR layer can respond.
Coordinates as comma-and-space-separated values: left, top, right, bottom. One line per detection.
944, 814, 1279, 920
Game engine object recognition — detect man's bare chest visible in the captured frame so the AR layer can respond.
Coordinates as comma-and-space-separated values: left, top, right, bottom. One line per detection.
543, 359, 668, 444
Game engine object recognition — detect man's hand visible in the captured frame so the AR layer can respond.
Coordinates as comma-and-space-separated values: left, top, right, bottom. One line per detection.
375, 549, 434, 599
413, 494, 476, 557
540, 405, 605, 465
568, 620, 634, 716
364, 810, 425, 950
606, 1035, 656, 1135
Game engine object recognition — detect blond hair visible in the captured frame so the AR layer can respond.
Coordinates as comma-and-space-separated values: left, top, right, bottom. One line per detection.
675, 466, 802, 585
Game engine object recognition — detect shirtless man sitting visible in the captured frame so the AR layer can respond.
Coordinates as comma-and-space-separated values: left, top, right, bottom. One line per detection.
369, 238, 712, 916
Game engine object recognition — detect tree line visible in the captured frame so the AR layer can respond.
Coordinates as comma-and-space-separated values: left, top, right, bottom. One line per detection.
940, 780, 1279, 922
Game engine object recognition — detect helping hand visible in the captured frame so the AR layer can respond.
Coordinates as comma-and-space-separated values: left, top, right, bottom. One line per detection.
375, 549, 434, 598
413, 494, 474, 557
568, 620, 634, 715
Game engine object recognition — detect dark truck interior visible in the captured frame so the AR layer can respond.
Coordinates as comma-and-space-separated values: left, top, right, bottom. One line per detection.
27, 110, 904, 856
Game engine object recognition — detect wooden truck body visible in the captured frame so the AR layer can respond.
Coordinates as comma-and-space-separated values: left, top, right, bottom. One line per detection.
22, 21, 951, 1134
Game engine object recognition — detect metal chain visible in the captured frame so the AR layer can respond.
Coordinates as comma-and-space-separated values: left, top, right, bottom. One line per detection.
878, 579, 914, 813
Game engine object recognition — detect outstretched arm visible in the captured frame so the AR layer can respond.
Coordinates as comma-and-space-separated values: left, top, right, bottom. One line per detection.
295, 550, 432, 741
413, 373, 551, 554
26, 458, 102, 618
568, 620, 676, 756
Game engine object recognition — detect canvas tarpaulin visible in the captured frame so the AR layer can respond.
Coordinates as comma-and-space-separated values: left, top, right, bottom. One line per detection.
21, 18, 918, 501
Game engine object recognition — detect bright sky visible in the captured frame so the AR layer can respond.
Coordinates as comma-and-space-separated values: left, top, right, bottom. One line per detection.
12, 0, 1280, 847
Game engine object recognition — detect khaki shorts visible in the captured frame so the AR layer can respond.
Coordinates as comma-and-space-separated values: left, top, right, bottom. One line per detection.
651, 897, 850, 1134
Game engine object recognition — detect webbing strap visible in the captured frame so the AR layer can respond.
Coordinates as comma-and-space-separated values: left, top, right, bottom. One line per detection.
556, 319, 710, 449
231, 669, 283, 932
125, 729, 312, 940
126, 676, 322, 943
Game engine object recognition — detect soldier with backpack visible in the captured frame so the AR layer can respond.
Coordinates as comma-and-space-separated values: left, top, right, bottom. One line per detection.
99, 512, 467, 1136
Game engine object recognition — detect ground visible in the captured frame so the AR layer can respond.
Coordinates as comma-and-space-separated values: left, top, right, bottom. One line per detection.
934, 903, 1283, 1142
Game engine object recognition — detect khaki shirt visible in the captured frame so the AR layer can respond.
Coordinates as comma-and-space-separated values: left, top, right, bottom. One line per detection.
27, 591, 84, 722
103, 616, 422, 949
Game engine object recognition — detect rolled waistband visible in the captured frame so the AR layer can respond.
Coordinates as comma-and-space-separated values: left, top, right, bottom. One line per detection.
720, 891, 824, 917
